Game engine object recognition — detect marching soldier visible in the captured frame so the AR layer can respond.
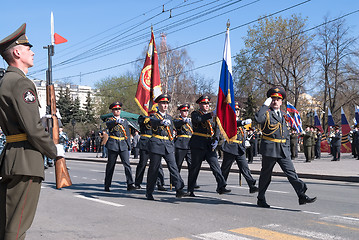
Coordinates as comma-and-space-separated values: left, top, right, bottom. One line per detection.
354, 124, 359, 160
315, 127, 322, 159
146, 94, 185, 200
255, 86, 316, 208
173, 104, 197, 187
134, 115, 166, 191
0, 24, 64, 239
187, 95, 230, 197
104, 101, 136, 192
331, 125, 342, 161
221, 102, 258, 193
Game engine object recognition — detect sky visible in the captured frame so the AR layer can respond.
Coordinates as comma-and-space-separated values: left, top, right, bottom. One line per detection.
1, 0, 358, 90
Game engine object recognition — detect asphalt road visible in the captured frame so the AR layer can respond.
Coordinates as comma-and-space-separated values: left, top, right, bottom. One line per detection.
27, 160, 359, 240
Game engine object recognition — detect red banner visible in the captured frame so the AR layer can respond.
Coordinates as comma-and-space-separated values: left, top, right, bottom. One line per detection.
134, 30, 162, 116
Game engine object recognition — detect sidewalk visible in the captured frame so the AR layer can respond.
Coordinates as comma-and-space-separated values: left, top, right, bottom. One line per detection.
65, 151, 359, 183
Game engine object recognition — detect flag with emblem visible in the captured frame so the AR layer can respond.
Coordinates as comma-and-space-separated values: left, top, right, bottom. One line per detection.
340, 107, 352, 153
134, 28, 162, 116
314, 110, 330, 153
215, 24, 237, 141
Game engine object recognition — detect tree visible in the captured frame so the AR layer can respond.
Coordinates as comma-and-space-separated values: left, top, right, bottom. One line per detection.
57, 87, 73, 125
83, 91, 95, 123
234, 14, 313, 107
314, 16, 359, 128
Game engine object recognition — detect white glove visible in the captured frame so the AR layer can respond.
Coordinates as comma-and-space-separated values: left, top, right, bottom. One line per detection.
264, 97, 272, 106
241, 119, 252, 125
301, 131, 306, 135
211, 140, 218, 150
162, 119, 171, 126
184, 118, 191, 123
116, 118, 125, 124
56, 144, 65, 158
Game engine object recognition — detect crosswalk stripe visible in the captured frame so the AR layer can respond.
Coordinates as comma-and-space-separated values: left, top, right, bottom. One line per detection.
313, 221, 359, 231
75, 195, 124, 207
230, 227, 309, 240
265, 224, 349, 240
195, 231, 253, 240
320, 215, 359, 226
168, 238, 191, 240
343, 213, 359, 218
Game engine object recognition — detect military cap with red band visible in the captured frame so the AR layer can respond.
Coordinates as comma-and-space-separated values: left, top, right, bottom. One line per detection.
178, 103, 190, 111
235, 101, 240, 110
154, 93, 171, 103
0, 23, 33, 56
109, 101, 122, 109
196, 95, 211, 104
266, 86, 286, 100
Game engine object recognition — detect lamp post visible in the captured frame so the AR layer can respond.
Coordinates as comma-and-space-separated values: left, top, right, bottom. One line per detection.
71, 119, 76, 139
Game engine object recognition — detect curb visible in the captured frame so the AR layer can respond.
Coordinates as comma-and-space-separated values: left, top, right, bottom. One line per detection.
66, 157, 359, 183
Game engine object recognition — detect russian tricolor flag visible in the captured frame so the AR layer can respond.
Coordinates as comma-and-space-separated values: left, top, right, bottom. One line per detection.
216, 25, 237, 141
341, 107, 352, 153
286, 102, 303, 133
327, 107, 335, 130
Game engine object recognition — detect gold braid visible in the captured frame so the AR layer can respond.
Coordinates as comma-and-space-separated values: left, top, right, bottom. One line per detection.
260, 111, 282, 136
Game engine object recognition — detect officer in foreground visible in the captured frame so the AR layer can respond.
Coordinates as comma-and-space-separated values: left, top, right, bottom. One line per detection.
146, 94, 185, 200
104, 101, 136, 192
0, 23, 64, 239
221, 102, 258, 194
255, 87, 316, 208
187, 95, 230, 196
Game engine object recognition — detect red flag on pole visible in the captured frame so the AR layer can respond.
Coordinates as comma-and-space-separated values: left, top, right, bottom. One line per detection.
340, 107, 352, 153
54, 33, 67, 45
134, 29, 162, 116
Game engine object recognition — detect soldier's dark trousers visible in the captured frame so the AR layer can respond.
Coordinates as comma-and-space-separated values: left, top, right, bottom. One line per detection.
332, 146, 341, 161
105, 149, 134, 188
146, 152, 184, 195
174, 148, 192, 185
304, 146, 312, 162
188, 148, 226, 192
0, 176, 42, 240
135, 149, 164, 186
315, 143, 321, 159
221, 152, 256, 188
257, 156, 307, 201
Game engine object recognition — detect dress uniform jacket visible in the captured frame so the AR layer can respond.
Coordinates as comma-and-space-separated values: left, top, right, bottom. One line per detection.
137, 115, 152, 151
173, 117, 192, 150
0, 66, 57, 178
221, 120, 246, 156
105, 117, 131, 152
331, 131, 342, 161
255, 105, 307, 200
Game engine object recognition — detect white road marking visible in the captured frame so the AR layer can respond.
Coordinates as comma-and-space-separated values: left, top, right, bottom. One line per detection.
195, 231, 253, 240
75, 195, 124, 207
91, 179, 97, 181
320, 215, 359, 226
265, 223, 350, 240
302, 211, 321, 215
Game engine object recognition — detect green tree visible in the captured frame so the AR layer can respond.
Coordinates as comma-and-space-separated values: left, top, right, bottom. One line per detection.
83, 91, 95, 123
57, 87, 73, 124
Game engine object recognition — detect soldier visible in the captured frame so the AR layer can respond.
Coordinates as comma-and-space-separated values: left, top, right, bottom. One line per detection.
146, 94, 185, 200
187, 95, 230, 197
134, 115, 166, 191
290, 128, 298, 160
255, 86, 316, 208
173, 104, 197, 187
0, 24, 64, 239
354, 124, 359, 160
331, 125, 342, 161
302, 125, 314, 162
315, 127, 322, 159
104, 101, 136, 192
221, 102, 258, 194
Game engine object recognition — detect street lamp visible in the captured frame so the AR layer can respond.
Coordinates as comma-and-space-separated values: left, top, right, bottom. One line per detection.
71, 119, 76, 138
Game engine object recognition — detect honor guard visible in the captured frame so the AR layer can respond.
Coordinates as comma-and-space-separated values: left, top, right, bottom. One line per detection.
173, 104, 193, 178
255, 87, 316, 208
187, 95, 230, 196
314, 127, 322, 159
146, 94, 185, 200
0, 24, 64, 239
134, 114, 166, 191
302, 125, 315, 162
104, 101, 136, 192
331, 125, 342, 161
221, 102, 258, 193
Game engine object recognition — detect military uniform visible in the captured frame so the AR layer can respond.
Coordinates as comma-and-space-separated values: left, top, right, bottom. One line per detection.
303, 128, 314, 162
0, 24, 57, 239
290, 130, 298, 160
331, 126, 342, 161
221, 119, 257, 193
134, 115, 165, 189
255, 87, 315, 208
146, 94, 185, 200
315, 130, 322, 159
187, 95, 229, 195
104, 102, 135, 191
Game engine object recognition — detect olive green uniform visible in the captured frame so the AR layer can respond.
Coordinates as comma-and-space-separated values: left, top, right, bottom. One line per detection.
0, 66, 57, 240
303, 131, 314, 162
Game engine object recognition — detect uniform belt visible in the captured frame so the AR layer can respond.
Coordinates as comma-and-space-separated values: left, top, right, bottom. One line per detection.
262, 135, 286, 143
177, 135, 191, 138
229, 140, 242, 144
110, 136, 126, 141
6, 133, 27, 143
152, 134, 169, 140
193, 132, 212, 138
141, 134, 152, 138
